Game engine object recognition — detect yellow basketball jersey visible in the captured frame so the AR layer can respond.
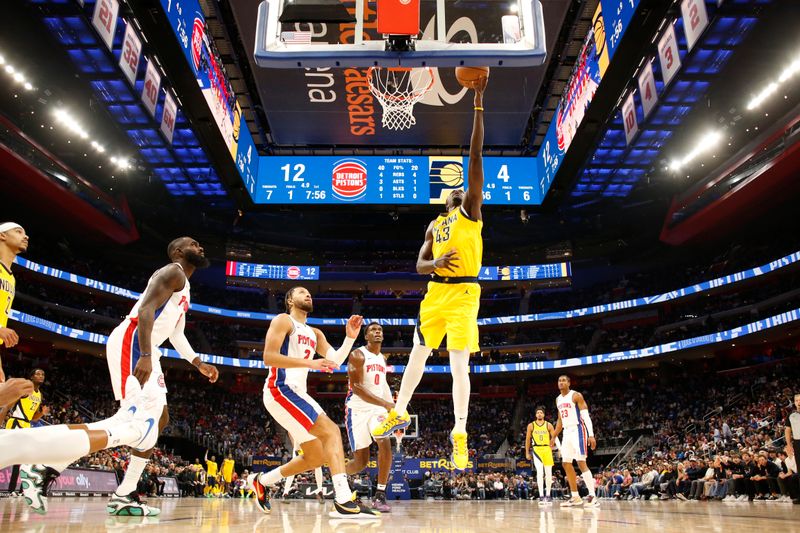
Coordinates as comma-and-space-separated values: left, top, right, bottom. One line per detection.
222, 459, 234, 478
0, 262, 15, 336
6, 389, 42, 429
206, 460, 218, 477
531, 421, 551, 446
431, 207, 483, 278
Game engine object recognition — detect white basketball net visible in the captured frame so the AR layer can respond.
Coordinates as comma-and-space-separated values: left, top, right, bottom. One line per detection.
368, 67, 434, 131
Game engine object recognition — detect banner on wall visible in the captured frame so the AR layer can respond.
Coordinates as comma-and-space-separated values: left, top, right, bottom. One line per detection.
119, 21, 142, 86
681, 0, 710, 52
92, 0, 119, 51
142, 58, 162, 118
160, 92, 178, 144
657, 23, 682, 87
365, 457, 475, 480
251, 456, 283, 472
622, 91, 638, 145
637, 60, 658, 119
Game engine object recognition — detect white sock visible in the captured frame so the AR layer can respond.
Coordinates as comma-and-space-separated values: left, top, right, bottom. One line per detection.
0, 427, 90, 469
115, 455, 149, 496
581, 469, 596, 497
545, 466, 553, 496
449, 348, 470, 433
394, 344, 432, 415
105, 423, 144, 448
536, 465, 544, 498
377, 483, 386, 492
258, 467, 284, 487
314, 468, 323, 492
283, 474, 295, 496
332, 473, 353, 504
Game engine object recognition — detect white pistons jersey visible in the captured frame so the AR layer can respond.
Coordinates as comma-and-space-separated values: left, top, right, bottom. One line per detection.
556, 390, 580, 429
346, 347, 391, 411
125, 264, 191, 356
266, 316, 318, 393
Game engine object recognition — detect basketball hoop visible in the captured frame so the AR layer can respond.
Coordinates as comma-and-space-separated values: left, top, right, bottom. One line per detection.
367, 67, 434, 131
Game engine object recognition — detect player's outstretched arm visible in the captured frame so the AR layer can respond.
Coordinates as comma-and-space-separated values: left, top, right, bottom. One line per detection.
416, 221, 459, 275
462, 77, 487, 221
348, 349, 394, 411
573, 392, 596, 450
264, 314, 338, 372
170, 315, 218, 383
133, 263, 186, 386
314, 315, 362, 365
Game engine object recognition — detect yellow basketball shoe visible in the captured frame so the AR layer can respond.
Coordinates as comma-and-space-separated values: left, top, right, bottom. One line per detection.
450, 431, 469, 470
371, 409, 411, 438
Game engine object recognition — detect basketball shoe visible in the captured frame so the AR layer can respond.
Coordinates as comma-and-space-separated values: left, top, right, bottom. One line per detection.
450, 431, 469, 470
561, 494, 583, 507
371, 409, 410, 438
19, 464, 60, 514
106, 492, 161, 516
247, 473, 271, 514
329, 494, 381, 519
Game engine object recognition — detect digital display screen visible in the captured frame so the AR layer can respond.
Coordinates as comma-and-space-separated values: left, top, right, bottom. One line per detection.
478, 263, 571, 281
252, 156, 541, 205
225, 261, 320, 280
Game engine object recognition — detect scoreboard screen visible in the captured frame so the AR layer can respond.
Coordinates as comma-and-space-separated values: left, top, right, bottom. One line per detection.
226, 261, 319, 280
251, 155, 543, 205
479, 263, 571, 281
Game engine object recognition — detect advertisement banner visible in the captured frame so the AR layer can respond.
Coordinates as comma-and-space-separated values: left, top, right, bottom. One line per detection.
119, 21, 142, 86
50, 468, 119, 495
657, 23, 682, 87
251, 456, 283, 473
622, 91, 638, 145
681, 0, 710, 52
92, 0, 119, 51
365, 457, 475, 480
160, 476, 180, 497
637, 60, 658, 119
516, 459, 532, 474
476, 457, 515, 472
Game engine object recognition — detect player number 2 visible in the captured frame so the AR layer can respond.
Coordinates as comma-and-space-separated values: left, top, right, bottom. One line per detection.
303, 348, 312, 359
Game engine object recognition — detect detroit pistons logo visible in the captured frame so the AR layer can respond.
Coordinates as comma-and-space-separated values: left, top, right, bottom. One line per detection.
332, 159, 367, 201
287, 266, 301, 280
191, 16, 205, 72
158, 374, 166, 388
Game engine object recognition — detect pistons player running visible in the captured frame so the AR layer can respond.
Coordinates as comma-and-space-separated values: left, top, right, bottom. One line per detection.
553, 375, 598, 507
249, 287, 379, 519
344, 322, 394, 512
0, 237, 219, 515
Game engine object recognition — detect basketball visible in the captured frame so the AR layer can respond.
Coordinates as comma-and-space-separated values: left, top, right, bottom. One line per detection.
455, 66, 490, 88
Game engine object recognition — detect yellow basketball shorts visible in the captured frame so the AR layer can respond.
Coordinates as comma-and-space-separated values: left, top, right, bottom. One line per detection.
414, 281, 480, 352
531, 445, 554, 467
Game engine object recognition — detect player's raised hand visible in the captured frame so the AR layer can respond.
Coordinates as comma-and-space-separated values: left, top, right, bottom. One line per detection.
198, 362, 219, 383
345, 315, 363, 338
0, 327, 19, 348
310, 358, 339, 373
133, 356, 153, 387
433, 250, 459, 271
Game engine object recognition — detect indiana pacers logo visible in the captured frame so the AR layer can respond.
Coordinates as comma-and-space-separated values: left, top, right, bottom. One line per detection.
428, 157, 464, 204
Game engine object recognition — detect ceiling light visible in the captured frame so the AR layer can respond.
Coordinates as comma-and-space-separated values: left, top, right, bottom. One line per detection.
747, 82, 778, 110
669, 131, 722, 172
4, 65, 13, 74
0, 55, 5, 65
23, 82, 32, 91
12, 72, 24, 83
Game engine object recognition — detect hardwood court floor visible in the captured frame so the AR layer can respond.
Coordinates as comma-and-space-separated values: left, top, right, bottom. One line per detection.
2, 497, 800, 532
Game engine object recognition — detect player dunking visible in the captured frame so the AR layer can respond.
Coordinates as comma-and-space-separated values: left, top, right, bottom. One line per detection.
0, 237, 219, 516
248, 287, 379, 519
553, 375, 598, 507
372, 77, 489, 470
344, 322, 393, 512
525, 406, 557, 506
